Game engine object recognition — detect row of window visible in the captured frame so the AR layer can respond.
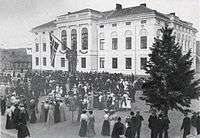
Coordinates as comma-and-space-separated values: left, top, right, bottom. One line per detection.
99, 20, 147, 28
99, 36, 147, 50
81, 57, 147, 70
35, 57, 66, 67
35, 43, 46, 52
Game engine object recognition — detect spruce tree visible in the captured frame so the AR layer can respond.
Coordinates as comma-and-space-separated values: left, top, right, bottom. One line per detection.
141, 26, 200, 113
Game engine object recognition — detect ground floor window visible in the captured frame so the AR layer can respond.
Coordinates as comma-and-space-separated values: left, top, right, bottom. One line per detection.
61, 58, 65, 67
140, 57, 147, 70
112, 58, 118, 69
81, 58, 86, 68
43, 57, 46, 66
36, 57, 39, 66
100, 57, 105, 68
125, 58, 132, 69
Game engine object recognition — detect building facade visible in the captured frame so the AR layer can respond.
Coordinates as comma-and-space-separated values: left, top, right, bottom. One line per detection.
31, 3, 198, 75
0, 48, 32, 75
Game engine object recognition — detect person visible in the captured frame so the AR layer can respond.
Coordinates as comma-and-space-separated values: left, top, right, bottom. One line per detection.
0, 96, 6, 115
130, 111, 137, 138
5, 105, 14, 129
59, 100, 68, 122
54, 100, 60, 123
111, 117, 125, 138
46, 102, 54, 127
18, 107, 29, 126
125, 121, 133, 138
196, 112, 200, 135
157, 114, 163, 138
29, 99, 37, 123
44, 100, 49, 122
39, 101, 45, 122
148, 110, 158, 138
101, 110, 110, 136
135, 111, 144, 138
13, 104, 20, 129
181, 113, 191, 138
162, 114, 170, 138
87, 110, 95, 137
17, 122, 30, 138
79, 110, 88, 137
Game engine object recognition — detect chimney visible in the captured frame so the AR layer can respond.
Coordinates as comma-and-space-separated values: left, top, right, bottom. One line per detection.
116, 4, 122, 10
170, 12, 175, 16
140, 3, 146, 7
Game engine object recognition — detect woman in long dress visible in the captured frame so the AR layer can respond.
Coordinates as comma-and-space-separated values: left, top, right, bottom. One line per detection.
39, 101, 45, 122
46, 102, 54, 127
29, 99, 37, 123
79, 110, 88, 137
54, 101, 60, 123
101, 110, 110, 136
59, 100, 68, 122
5, 105, 14, 129
87, 111, 95, 137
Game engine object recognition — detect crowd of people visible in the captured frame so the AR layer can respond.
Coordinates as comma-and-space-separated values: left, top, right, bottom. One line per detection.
1, 70, 200, 138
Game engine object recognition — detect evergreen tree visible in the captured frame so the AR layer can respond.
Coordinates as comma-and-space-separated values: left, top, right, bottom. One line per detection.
141, 26, 200, 113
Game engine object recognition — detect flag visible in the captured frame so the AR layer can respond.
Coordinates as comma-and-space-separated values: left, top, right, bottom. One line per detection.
49, 33, 61, 67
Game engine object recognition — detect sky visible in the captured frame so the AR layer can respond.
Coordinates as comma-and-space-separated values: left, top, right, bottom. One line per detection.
0, 0, 199, 49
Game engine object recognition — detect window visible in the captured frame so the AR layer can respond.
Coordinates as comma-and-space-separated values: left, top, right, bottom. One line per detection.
35, 43, 39, 52
126, 37, 132, 49
141, 20, 147, 24
81, 58, 86, 68
81, 28, 88, 50
140, 58, 147, 70
100, 57, 105, 68
43, 32, 45, 34
71, 29, 77, 50
43, 43, 46, 52
36, 57, 39, 66
112, 58, 118, 69
112, 23, 117, 27
140, 36, 147, 49
51, 31, 54, 33
100, 25, 104, 28
100, 39, 105, 50
112, 38, 118, 50
125, 58, 132, 69
61, 58, 65, 67
35, 32, 38, 35
61, 30, 67, 50
126, 22, 131, 25
43, 57, 46, 66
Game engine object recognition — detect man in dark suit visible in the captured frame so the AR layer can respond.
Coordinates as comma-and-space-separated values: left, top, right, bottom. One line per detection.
181, 113, 191, 138
148, 110, 158, 138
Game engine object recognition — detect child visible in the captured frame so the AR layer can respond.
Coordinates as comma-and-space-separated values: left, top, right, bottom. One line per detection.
17, 122, 30, 138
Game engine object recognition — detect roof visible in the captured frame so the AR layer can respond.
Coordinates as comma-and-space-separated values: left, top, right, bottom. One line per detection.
32, 20, 56, 32
100, 5, 169, 20
58, 8, 103, 17
0, 48, 32, 63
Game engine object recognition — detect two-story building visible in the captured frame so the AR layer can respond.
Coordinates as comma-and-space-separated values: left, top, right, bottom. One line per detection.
31, 3, 198, 75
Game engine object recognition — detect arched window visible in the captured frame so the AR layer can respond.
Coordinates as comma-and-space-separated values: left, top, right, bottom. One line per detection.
71, 29, 77, 50
140, 29, 148, 49
125, 30, 132, 49
81, 27, 88, 50
61, 30, 67, 50
111, 31, 118, 50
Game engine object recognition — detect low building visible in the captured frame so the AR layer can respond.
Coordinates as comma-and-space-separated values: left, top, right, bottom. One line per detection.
0, 48, 32, 75
31, 3, 198, 75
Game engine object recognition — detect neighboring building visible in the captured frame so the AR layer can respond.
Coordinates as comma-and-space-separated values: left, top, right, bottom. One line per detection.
31, 3, 198, 75
196, 41, 200, 72
0, 48, 32, 75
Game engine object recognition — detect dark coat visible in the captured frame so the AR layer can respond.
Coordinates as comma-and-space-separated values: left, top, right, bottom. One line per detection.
111, 122, 125, 138
148, 115, 158, 130
125, 127, 133, 138
196, 116, 200, 134
181, 117, 191, 135
13, 108, 20, 127
17, 123, 30, 138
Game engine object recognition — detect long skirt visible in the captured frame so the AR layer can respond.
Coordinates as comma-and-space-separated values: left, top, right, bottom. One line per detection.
87, 123, 95, 137
79, 120, 87, 137
101, 120, 110, 136
30, 110, 37, 123
5, 115, 15, 129
46, 110, 54, 127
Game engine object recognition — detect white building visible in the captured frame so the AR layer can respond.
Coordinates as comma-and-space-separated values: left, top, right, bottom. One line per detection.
31, 3, 198, 75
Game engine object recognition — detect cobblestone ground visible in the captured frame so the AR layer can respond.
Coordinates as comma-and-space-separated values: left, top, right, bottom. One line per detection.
1, 91, 199, 138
